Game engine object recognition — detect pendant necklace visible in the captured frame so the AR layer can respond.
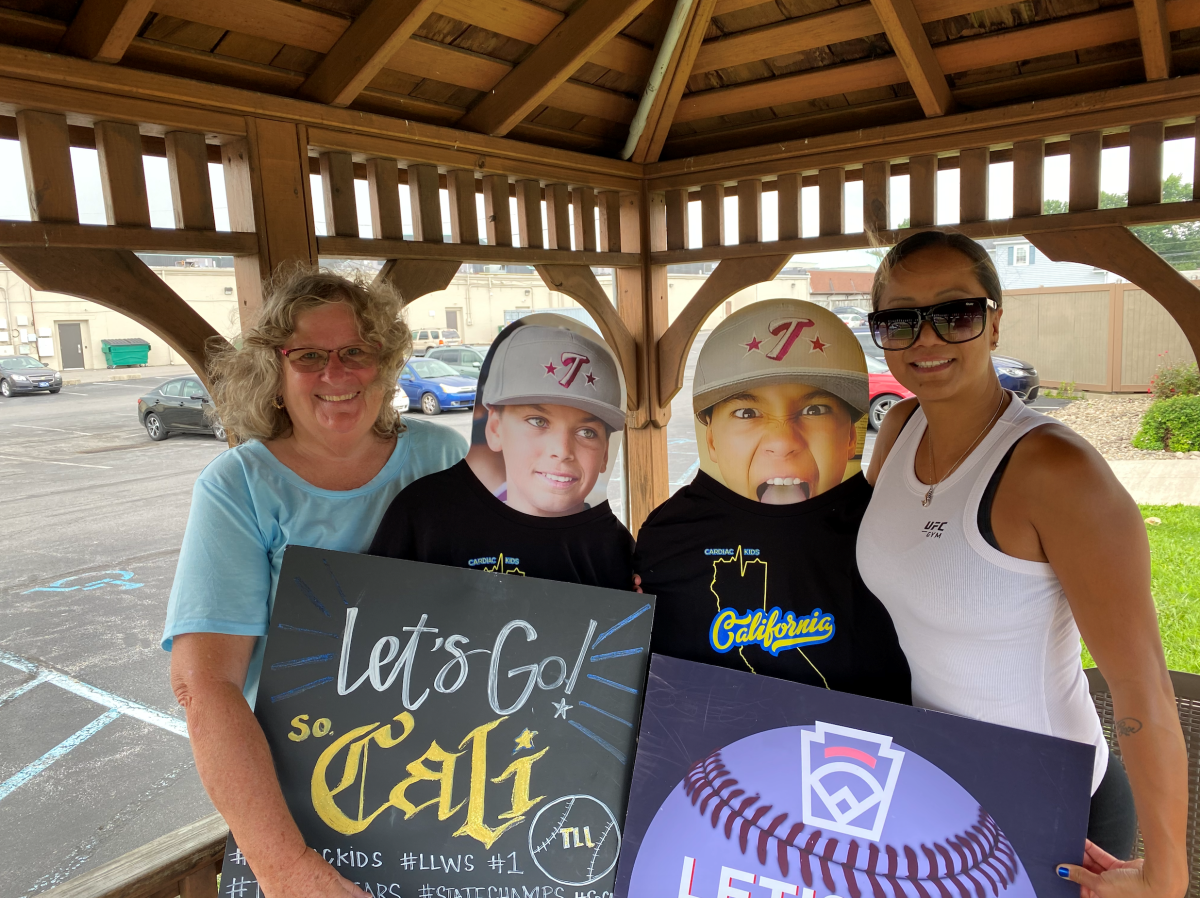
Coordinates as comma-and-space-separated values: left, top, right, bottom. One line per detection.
922, 392, 1006, 507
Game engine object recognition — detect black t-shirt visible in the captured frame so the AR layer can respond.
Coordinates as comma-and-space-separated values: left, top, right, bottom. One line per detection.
634, 471, 911, 704
369, 459, 635, 591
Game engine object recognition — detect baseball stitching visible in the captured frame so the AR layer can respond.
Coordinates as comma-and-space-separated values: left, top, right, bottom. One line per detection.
684, 749, 1020, 898
533, 797, 576, 855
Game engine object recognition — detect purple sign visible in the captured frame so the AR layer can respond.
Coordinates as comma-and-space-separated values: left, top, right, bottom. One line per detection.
617, 656, 1093, 898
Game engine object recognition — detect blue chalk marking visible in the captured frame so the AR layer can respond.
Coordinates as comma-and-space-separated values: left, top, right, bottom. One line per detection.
586, 674, 639, 695
269, 676, 334, 703
589, 647, 644, 663
672, 457, 700, 486
567, 720, 626, 765
0, 671, 48, 710
0, 708, 121, 803
322, 559, 350, 605
270, 654, 334, 670
578, 701, 633, 728
591, 604, 651, 649
277, 623, 339, 638
23, 570, 143, 594
294, 577, 330, 617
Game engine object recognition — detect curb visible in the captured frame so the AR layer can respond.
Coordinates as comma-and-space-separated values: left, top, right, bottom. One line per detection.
62, 372, 157, 387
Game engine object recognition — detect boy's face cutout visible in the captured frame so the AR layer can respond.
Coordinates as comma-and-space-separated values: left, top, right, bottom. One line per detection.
704, 382, 857, 504
485, 403, 610, 517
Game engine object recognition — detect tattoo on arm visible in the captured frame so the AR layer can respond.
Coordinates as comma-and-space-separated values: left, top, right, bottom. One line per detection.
1115, 718, 1143, 737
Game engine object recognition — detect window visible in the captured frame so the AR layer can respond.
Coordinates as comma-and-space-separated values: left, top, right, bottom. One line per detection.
182, 379, 204, 397
410, 358, 457, 378
162, 380, 184, 397
417, 331, 430, 340
1013, 245, 1029, 266
430, 330, 441, 339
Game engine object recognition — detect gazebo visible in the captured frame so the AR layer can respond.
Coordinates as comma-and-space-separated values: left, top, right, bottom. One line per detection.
2, 0, 1198, 893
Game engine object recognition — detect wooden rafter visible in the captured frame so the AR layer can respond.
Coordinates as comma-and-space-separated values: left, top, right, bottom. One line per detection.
629, 0, 719, 164
869, 0, 954, 117
298, 0, 440, 107
60, 0, 154, 63
456, 0, 656, 136
1133, 0, 1172, 81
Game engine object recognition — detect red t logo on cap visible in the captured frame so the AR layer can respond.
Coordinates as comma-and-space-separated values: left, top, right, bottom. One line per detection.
765, 318, 815, 361
558, 352, 591, 388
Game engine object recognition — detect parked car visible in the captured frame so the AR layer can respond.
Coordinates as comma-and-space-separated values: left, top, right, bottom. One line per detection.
392, 387, 410, 413
411, 327, 461, 356
398, 357, 477, 415
833, 305, 870, 319
0, 356, 62, 396
837, 311, 868, 328
852, 328, 1041, 404
426, 345, 486, 378
138, 375, 226, 441
865, 354, 915, 429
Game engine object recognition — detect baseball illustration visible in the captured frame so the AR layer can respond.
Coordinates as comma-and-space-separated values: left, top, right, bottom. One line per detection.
528, 793, 622, 886
629, 723, 1035, 898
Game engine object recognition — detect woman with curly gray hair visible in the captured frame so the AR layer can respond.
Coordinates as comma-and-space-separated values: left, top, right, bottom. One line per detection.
163, 265, 465, 898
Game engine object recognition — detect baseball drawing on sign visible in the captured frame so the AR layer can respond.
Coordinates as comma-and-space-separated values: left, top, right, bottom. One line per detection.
527, 793, 622, 887
629, 723, 1035, 898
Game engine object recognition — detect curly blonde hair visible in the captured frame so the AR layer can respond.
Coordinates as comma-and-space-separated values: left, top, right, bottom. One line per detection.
206, 264, 411, 443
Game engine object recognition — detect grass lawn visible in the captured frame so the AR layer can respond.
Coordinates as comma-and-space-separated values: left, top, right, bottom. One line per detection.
1082, 504, 1200, 674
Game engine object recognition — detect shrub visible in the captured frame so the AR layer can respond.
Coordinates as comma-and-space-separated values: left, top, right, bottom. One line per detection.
1133, 395, 1200, 452
1149, 356, 1199, 400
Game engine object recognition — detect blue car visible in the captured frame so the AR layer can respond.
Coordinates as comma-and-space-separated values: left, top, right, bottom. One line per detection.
852, 329, 1040, 402
399, 357, 477, 415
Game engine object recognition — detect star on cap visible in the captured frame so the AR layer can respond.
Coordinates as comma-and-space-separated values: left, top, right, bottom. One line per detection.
809, 335, 828, 353
585, 372, 597, 387
745, 336, 763, 353
544, 360, 558, 375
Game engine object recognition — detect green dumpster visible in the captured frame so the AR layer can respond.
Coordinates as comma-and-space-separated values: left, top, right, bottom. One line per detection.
101, 338, 151, 368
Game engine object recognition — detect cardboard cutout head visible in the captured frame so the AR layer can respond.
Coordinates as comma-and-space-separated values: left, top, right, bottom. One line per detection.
467, 314, 626, 517
693, 299, 867, 504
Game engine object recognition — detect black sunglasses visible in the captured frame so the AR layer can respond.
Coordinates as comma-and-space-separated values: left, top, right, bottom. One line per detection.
867, 297, 998, 351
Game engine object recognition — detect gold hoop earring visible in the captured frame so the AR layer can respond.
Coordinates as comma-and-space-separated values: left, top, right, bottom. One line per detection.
272, 395, 285, 409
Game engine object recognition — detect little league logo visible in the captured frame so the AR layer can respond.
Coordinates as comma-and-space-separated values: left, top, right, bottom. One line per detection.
544, 352, 598, 389
800, 722, 904, 841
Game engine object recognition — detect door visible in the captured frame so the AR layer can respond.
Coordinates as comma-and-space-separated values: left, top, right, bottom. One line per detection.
58, 322, 84, 369
399, 365, 418, 400
445, 309, 459, 331
157, 379, 187, 427
178, 377, 208, 430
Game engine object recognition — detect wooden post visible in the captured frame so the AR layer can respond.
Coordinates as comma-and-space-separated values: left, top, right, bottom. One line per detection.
319, 151, 358, 238
958, 147, 988, 223
545, 183, 571, 250
407, 164, 442, 243
1128, 121, 1164, 206
447, 169, 479, 244
178, 863, 218, 898
598, 190, 621, 253
776, 173, 801, 241
1195, 119, 1200, 202
572, 186, 597, 252
664, 188, 689, 251
908, 155, 937, 227
737, 179, 762, 244
818, 167, 845, 237
862, 161, 889, 234
16, 110, 78, 223
699, 183, 726, 246
366, 157, 403, 239
516, 180, 543, 249
166, 131, 216, 231
484, 174, 512, 247
1069, 131, 1102, 212
1012, 139, 1044, 218
94, 120, 150, 228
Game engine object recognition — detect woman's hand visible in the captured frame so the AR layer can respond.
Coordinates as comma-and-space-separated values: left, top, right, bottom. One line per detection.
263, 848, 370, 898
633, 573, 643, 594
1057, 840, 1169, 898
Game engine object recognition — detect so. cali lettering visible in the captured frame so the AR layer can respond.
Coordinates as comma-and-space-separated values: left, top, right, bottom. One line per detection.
709, 606, 835, 656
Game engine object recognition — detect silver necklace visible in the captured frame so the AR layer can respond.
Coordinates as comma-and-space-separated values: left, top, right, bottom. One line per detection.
922, 392, 1006, 507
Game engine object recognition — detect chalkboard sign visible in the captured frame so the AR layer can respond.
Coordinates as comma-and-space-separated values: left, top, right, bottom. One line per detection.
220, 547, 654, 898
616, 655, 1093, 898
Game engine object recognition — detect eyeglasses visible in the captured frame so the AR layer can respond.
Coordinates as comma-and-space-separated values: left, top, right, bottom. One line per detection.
867, 298, 998, 351
278, 345, 379, 372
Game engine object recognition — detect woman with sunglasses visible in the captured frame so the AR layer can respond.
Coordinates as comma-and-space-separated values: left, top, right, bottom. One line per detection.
857, 231, 1187, 898
163, 266, 465, 898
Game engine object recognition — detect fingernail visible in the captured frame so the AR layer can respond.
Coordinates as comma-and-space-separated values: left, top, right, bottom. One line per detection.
1056, 866, 1071, 878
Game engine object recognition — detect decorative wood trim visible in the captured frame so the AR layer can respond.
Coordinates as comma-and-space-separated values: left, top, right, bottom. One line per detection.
958, 147, 987, 224
700, 183, 727, 246
664, 188, 689, 252
516, 180, 544, 249
483, 174, 513, 247
60, 0, 154, 64
366, 157, 403, 240
545, 183, 571, 250
319, 151, 358, 237
407, 163, 442, 244
818, 167, 845, 237
0, 220, 257, 254
376, 259, 461, 305
862, 161, 890, 233
869, 0, 954, 117
1011, 139, 1044, 219
318, 235, 640, 267
908, 154, 936, 227
165, 131, 216, 231
571, 186, 597, 253
737, 180, 762, 244
17, 109, 78, 223
598, 190, 622, 253
1128, 121, 1164, 206
1069, 131, 1102, 212
447, 169, 480, 245
94, 120, 150, 227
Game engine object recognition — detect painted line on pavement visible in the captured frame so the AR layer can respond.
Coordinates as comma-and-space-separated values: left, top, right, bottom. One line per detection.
0, 708, 122, 802
0, 651, 188, 738
0, 671, 49, 709
11, 424, 93, 436
0, 453, 111, 469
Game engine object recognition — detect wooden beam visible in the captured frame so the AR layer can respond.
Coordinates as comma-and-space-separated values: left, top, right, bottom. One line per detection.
166, 131, 216, 231
483, 175, 512, 247
958, 147, 988, 224
446, 169, 479, 245
545, 183, 572, 251
94, 120, 149, 227
776, 174, 801, 241
298, 0, 440, 107
869, 0, 954, 117
366, 157, 403, 240
535, 265, 638, 411
319, 151, 358, 237
862, 161, 890, 234
516, 180, 544, 249
407, 164, 442, 243
818, 167, 845, 237
1133, 0, 1172, 81
572, 186, 597, 253
908, 154, 936, 227
1128, 121, 1164, 206
16, 110, 78, 223
456, 0, 655, 137
598, 190, 622, 253
664, 188, 690, 252
1028, 226, 1200, 361
1069, 131, 1102, 212
60, 0, 154, 64
319, 236, 641, 267
376, 259, 460, 305
1012, 139, 1044, 218
737, 180, 762, 244
0, 219, 256, 254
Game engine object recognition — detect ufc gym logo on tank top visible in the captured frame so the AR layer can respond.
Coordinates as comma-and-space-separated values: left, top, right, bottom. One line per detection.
923, 521, 948, 538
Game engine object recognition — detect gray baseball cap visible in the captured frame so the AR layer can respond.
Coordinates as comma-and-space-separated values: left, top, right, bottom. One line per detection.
693, 299, 868, 420
483, 325, 626, 430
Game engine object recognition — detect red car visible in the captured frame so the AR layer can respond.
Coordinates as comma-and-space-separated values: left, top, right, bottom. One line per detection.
866, 354, 914, 430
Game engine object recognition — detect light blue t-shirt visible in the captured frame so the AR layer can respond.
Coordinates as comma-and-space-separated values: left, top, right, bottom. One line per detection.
162, 418, 466, 703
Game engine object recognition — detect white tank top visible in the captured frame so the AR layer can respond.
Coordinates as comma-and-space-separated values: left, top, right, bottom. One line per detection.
857, 395, 1108, 793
